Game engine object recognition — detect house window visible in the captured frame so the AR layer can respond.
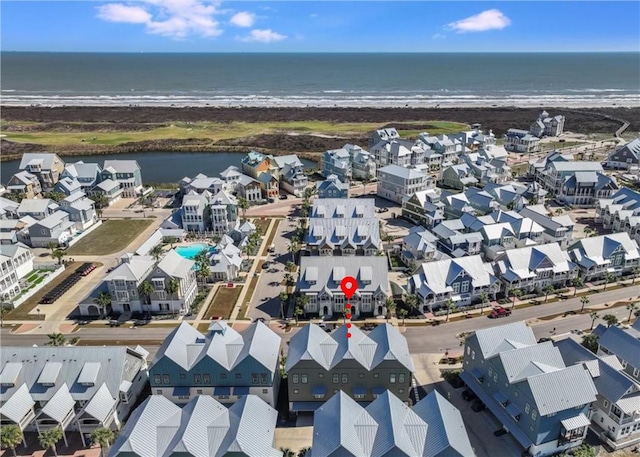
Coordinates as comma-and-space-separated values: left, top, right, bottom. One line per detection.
153, 374, 161, 384
194, 374, 202, 384
252, 374, 259, 384
333, 374, 340, 384
203, 374, 210, 384
467, 347, 470, 355
163, 375, 170, 384
235, 373, 242, 379
341, 374, 348, 384
634, 368, 640, 377
293, 389, 299, 394
263, 389, 268, 394
156, 390, 162, 394
461, 281, 469, 293
621, 360, 628, 369
471, 350, 475, 360
318, 373, 324, 378
525, 403, 531, 414
531, 409, 537, 420
452, 283, 460, 294
301, 374, 308, 384
488, 367, 493, 376
398, 374, 405, 384
493, 372, 498, 383
292, 374, 299, 384
390, 374, 397, 384
196, 389, 203, 394
603, 400, 609, 408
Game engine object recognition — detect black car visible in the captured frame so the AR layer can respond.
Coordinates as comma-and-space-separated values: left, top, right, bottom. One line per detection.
471, 400, 486, 412
261, 262, 270, 269
462, 389, 478, 401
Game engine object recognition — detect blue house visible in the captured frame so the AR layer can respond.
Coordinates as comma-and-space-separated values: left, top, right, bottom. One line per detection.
322, 148, 352, 182
461, 322, 597, 457
317, 174, 349, 199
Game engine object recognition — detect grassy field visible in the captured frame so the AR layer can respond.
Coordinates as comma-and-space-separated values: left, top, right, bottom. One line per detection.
66, 219, 153, 255
2, 120, 468, 147
203, 285, 243, 320
254, 218, 271, 236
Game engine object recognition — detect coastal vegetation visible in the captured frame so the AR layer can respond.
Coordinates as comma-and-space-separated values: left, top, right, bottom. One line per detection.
65, 219, 153, 255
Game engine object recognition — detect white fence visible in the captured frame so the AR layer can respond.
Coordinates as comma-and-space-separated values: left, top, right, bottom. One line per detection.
67, 219, 103, 248
13, 265, 66, 309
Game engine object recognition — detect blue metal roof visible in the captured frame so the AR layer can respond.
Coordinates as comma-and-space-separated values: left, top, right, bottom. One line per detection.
234, 386, 249, 395
312, 386, 327, 396
371, 387, 386, 395
494, 391, 509, 405
214, 386, 231, 395
172, 386, 189, 396
471, 367, 484, 380
352, 387, 366, 395
506, 403, 520, 419
291, 401, 323, 412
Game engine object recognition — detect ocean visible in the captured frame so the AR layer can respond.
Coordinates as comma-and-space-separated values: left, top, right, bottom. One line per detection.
1, 52, 639, 108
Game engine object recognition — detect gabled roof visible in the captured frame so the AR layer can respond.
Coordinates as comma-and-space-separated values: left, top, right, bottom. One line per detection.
156, 250, 194, 279
410, 255, 496, 298
312, 198, 375, 219
0, 383, 35, 425
474, 321, 537, 360
496, 243, 576, 281
527, 364, 597, 415
298, 256, 389, 296
597, 323, 640, 369
104, 255, 155, 283
17, 198, 58, 215
379, 164, 426, 180
95, 179, 120, 192
19, 153, 63, 171
569, 232, 640, 268
103, 160, 140, 174
499, 342, 565, 384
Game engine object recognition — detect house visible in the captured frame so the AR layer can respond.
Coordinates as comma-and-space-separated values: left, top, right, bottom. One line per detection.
317, 174, 349, 199
420, 133, 465, 163
89, 179, 122, 206
0, 345, 148, 447
401, 189, 444, 228
150, 320, 281, 407
347, 144, 376, 180
103, 254, 156, 314
58, 193, 97, 231
17, 198, 59, 221
61, 161, 102, 191
236, 174, 262, 203
28, 211, 75, 248
462, 153, 512, 186
207, 242, 243, 281
285, 323, 414, 412
555, 338, 640, 449
519, 205, 575, 249
274, 155, 308, 197
305, 217, 381, 256
528, 150, 575, 181
0, 197, 20, 220
209, 189, 238, 235
408, 255, 500, 311
179, 173, 223, 196
310, 390, 473, 457
0, 243, 34, 304
377, 165, 432, 204
297, 256, 390, 318
559, 171, 618, 207
400, 226, 446, 267
241, 151, 278, 181
504, 128, 541, 153
369, 127, 400, 148
430, 221, 483, 258
440, 191, 482, 219
0, 220, 18, 245
311, 198, 375, 219
596, 187, 640, 244
461, 322, 597, 457
322, 147, 352, 183
530, 110, 565, 137
145, 250, 197, 314
593, 319, 640, 391
454, 124, 497, 151
219, 165, 242, 190
607, 137, 640, 170
53, 177, 82, 197
538, 160, 605, 195
101, 160, 143, 198
18, 153, 65, 191
567, 232, 640, 281
494, 243, 578, 295
108, 395, 280, 457
6, 171, 41, 199
370, 140, 417, 167
439, 163, 478, 190
257, 172, 280, 200
180, 190, 210, 232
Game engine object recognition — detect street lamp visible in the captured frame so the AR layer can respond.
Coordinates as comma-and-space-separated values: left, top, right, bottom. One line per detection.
37, 308, 41, 319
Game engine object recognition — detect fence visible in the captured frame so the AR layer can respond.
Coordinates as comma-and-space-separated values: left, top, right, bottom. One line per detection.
13, 265, 66, 309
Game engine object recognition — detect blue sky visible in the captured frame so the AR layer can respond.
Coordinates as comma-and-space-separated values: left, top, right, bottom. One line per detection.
1, 1, 639, 52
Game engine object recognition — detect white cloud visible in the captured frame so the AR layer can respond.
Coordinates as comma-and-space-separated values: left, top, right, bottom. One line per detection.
97, 4, 152, 24
309, 13, 318, 18
96, 0, 223, 39
432, 33, 446, 40
230, 11, 256, 28
240, 29, 286, 43
447, 9, 511, 33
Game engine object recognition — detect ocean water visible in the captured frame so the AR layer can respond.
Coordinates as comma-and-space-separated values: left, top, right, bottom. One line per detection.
1, 52, 639, 108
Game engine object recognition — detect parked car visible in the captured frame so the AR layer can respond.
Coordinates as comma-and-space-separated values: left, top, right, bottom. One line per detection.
462, 389, 478, 402
279, 194, 288, 200
377, 208, 389, 213
489, 306, 511, 319
471, 400, 486, 412
262, 262, 270, 270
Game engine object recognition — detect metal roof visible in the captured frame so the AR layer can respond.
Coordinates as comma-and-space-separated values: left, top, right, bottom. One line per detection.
0, 362, 22, 386
82, 383, 117, 424
0, 383, 34, 425
597, 324, 640, 369
312, 198, 375, 219
40, 383, 75, 423
298, 256, 389, 297
77, 362, 101, 386
474, 321, 537, 360
527, 365, 597, 416
499, 342, 565, 384
560, 414, 590, 430
38, 362, 63, 385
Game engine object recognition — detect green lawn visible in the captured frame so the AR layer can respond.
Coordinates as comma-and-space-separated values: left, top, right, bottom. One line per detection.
66, 219, 153, 255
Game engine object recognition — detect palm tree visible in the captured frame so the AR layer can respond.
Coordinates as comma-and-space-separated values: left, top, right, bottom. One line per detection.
580, 296, 590, 313
384, 297, 396, 322
280, 447, 295, 457
381, 230, 395, 252
138, 281, 154, 314
583, 226, 593, 236
38, 426, 63, 457
238, 197, 250, 221
47, 332, 66, 346
296, 294, 310, 317
543, 285, 555, 302
92, 194, 108, 219
398, 308, 408, 326
285, 261, 296, 273
47, 242, 57, 257
294, 306, 304, 324
297, 447, 311, 457
165, 236, 178, 249
150, 245, 164, 262
572, 277, 583, 297
0, 306, 10, 328
52, 249, 65, 265
582, 334, 599, 354
589, 311, 599, 330
165, 278, 180, 308
279, 291, 289, 319
626, 303, 639, 323
93, 292, 111, 316
212, 234, 222, 245
479, 292, 489, 315
90, 427, 114, 457
633, 267, 640, 285
603, 271, 615, 291
287, 240, 300, 262
603, 314, 618, 327
404, 294, 418, 314
283, 273, 294, 293
0, 423, 23, 457
362, 175, 371, 195
445, 298, 457, 322
511, 288, 522, 309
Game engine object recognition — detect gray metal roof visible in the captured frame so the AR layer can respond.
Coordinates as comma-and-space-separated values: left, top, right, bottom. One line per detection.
109, 395, 280, 457
311, 390, 472, 457
312, 198, 375, 219
19, 153, 63, 171
411, 255, 496, 298
474, 321, 537, 360
103, 160, 141, 174
39, 383, 74, 422
527, 364, 597, 415
597, 324, 640, 369
498, 342, 565, 384
306, 217, 381, 250
104, 255, 155, 283
156, 250, 194, 279
82, 383, 117, 424
0, 383, 34, 425
286, 323, 413, 372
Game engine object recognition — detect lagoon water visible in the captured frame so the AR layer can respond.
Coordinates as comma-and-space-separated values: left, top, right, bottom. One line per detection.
0, 151, 317, 185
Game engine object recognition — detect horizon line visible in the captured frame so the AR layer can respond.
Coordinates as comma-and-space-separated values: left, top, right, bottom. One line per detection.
2, 50, 639, 54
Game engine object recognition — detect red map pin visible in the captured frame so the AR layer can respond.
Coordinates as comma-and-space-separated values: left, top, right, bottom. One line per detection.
340, 276, 357, 299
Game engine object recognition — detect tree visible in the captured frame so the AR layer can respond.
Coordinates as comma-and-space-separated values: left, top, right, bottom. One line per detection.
398, 308, 408, 326
294, 306, 304, 324
575, 296, 589, 315
279, 291, 288, 319
285, 261, 296, 273
479, 292, 490, 315
404, 294, 418, 314
283, 273, 294, 293
633, 267, 640, 285
589, 311, 599, 330
296, 294, 310, 316
603, 271, 615, 291
381, 230, 395, 251
445, 298, 457, 322
384, 297, 396, 321
92, 292, 111, 316
238, 197, 250, 221
2, 192, 25, 203
212, 234, 222, 245
543, 285, 555, 303
297, 447, 311, 457
47, 332, 66, 347
0, 424, 23, 457
362, 175, 371, 195
150, 245, 164, 262
92, 194, 108, 219
138, 281, 154, 313
68, 336, 80, 346
166, 278, 180, 304
603, 314, 618, 327
47, 242, 58, 257
44, 191, 66, 202
572, 277, 583, 297
583, 226, 592, 236
38, 427, 63, 457
511, 288, 522, 309
0, 306, 9, 328
287, 240, 300, 262
165, 236, 178, 249
581, 334, 599, 354
194, 251, 210, 287
90, 427, 114, 457
626, 303, 639, 323
52, 249, 65, 265
281, 447, 295, 457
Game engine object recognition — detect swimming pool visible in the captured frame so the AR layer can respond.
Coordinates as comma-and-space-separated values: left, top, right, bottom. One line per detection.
175, 243, 214, 260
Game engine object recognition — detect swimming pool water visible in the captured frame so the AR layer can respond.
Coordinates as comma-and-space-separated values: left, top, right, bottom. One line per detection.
175, 243, 213, 260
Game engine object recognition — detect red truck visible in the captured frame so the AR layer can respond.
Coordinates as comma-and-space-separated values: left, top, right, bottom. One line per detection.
489, 306, 512, 319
